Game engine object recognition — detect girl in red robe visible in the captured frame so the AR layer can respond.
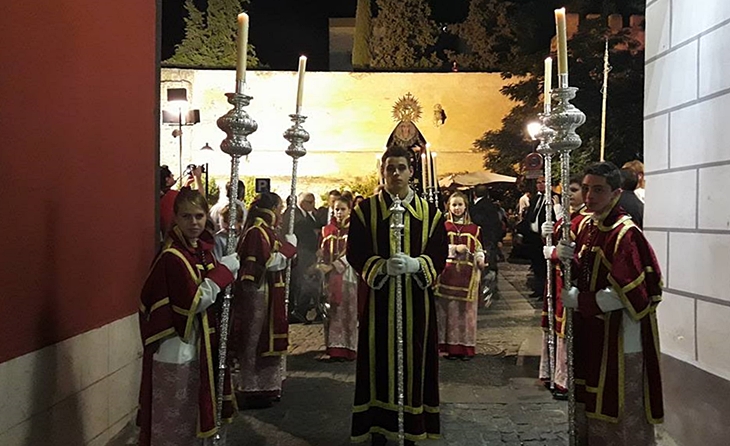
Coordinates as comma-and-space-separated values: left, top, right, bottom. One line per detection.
319, 195, 358, 361
232, 192, 297, 408
137, 187, 239, 446
434, 191, 486, 360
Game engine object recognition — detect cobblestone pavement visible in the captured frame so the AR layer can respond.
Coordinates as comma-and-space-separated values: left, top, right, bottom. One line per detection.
109, 253, 678, 445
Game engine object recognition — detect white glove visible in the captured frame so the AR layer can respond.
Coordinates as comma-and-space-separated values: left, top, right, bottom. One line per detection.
475, 251, 486, 269
401, 254, 421, 274
541, 221, 554, 238
333, 258, 346, 274
595, 287, 625, 312
266, 252, 288, 272
448, 244, 458, 258
543, 245, 555, 260
219, 253, 240, 277
284, 234, 297, 247
561, 286, 579, 309
556, 241, 575, 263
386, 256, 405, 276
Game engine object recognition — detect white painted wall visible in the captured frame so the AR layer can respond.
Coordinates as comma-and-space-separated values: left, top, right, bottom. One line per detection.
645, 0, 730, 381
0, 316, 141, 445
160, 69, 516, 198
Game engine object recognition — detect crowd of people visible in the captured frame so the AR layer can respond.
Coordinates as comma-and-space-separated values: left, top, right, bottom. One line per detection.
142, 155, 662, 446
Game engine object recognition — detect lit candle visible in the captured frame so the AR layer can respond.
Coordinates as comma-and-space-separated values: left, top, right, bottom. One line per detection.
544, 57, 552, 114
430, 152, 438, 189
555, 8, 568, 82
421, 153, 429, 189
236, 13, 249, 93
295, 55, 307, 114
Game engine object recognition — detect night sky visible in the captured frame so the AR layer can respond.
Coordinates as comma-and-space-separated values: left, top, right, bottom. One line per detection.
161, 0, 470, 71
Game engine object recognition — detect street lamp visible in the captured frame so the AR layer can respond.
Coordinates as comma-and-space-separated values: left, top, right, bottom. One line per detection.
526, 121, 542, 141
200, 142, 214, 199
162, 88, 200, 181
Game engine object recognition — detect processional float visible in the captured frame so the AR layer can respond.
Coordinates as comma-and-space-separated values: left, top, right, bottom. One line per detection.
535, 8, 587, 446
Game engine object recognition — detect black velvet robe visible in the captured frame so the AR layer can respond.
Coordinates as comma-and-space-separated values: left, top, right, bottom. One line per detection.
346, 191, 448, 443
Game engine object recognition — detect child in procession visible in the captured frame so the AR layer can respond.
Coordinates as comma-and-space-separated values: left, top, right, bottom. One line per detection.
434, 191, 486, 360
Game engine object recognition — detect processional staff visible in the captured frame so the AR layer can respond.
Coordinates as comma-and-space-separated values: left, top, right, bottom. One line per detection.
213, 12, 258, 446
548, 8, 586, 446
389, 195, 406, 446
283, 55, 310, 323
535, 57, 557, 391
600, 39, 611, 162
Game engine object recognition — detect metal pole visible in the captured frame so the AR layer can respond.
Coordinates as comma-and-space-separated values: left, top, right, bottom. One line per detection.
213, 91, 258, 445
283, 114, 310, 320
600, 40, 610, 162
389, 196, 406, 446
536, 109, 556, 391
178, 108, 183, 182
546, 74, 586, 446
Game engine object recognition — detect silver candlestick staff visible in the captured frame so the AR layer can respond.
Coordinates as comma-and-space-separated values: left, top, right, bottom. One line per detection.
283, 114, 310, 319
546, 74, 586, 446
214, 91, 258, 445
389, 196, 406, 446
535, 111, 557, 391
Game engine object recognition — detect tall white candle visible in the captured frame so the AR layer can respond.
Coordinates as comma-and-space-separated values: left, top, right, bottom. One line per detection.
236, 13, 249, 92
430, 152, 438, 188
555, 8, 568, 80
421, 153, 429, 189
544, 57, 552, 113
295, 55, 307, 114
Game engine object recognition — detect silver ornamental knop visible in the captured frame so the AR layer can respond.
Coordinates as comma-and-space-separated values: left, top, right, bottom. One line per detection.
217, 92, 258, 157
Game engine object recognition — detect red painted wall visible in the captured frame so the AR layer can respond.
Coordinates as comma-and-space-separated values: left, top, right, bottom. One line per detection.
0, 1, 158, 363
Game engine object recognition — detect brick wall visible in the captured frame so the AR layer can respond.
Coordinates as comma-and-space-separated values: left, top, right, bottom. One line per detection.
644, 0, 730, 443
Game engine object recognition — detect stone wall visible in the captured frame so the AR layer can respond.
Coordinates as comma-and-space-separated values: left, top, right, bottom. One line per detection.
161, 69, 516, 199
644, 0, 730, 444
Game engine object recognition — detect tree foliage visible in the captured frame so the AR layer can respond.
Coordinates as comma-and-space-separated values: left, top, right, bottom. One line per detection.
445, 0, 520, 72
352, 0, 373, 70
477, 17, 645, 177
165, 0, 260, 69
369, 0, 441, 70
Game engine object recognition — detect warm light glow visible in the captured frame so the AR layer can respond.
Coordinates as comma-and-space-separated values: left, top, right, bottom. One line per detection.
527, 122, 542, 140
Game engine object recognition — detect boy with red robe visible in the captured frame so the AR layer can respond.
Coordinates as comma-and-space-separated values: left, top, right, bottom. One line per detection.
557, 162, 663, 445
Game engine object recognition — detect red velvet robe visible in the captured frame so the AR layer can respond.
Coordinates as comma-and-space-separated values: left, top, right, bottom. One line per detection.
541, 207, 591, 337
234, 209, 295, 358
347, 191, 448, 443
434, 220, 482, 301
321, 217, 350, 306
570, 200, 664, 424
137, 227, 236, 444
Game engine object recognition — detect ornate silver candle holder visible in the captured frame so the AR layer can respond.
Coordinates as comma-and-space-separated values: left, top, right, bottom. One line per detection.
282, 113, 310, 315
389, 196, 406, 446
546, 85, 585, 446
535, 113, 557, 391
213, 91, 258, 444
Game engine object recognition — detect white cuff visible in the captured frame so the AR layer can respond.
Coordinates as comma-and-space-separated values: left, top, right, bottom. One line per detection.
196, 278, 221, 314
595, 287, 625, 312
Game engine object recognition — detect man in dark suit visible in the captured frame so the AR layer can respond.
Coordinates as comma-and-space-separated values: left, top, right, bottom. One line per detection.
470, 184, 504, 267
618, 168, 644, 228
282, 192, 323, 322
523, 176, 558, 298
315, 189, 342, 227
